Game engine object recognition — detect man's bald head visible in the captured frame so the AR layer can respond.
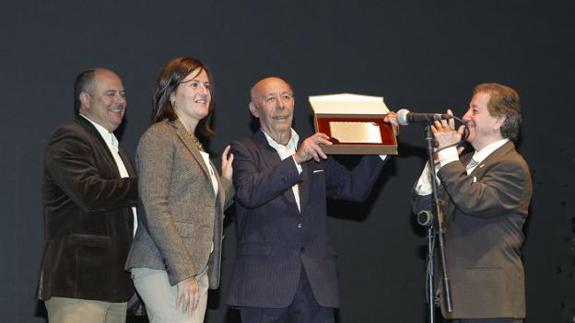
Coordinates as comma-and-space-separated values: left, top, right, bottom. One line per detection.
248, 76, 295, 145
250, 77, 293, 101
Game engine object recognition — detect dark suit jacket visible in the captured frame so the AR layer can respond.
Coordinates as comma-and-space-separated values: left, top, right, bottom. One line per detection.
37, 116, 138, 302
226, 129, 386, 308
413, 141, 532, 319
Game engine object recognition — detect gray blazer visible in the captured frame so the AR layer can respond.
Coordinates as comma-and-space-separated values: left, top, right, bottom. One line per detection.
413, 141, 532, 319
125, 119, 234, 289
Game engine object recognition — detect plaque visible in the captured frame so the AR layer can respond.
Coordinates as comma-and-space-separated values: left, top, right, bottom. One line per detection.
309, 93, 397, 155
328, 121, 383, 144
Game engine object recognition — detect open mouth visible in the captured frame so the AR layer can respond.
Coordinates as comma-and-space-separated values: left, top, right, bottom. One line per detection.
109, 108, 124, 114
193, 95, 209, 104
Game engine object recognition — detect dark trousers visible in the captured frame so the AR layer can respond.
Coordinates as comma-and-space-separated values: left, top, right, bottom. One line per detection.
450, 319, 523, 323
238, 269, 334, 323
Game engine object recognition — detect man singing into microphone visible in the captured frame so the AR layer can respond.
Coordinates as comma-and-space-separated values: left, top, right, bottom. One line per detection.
412, 83, 532, 323
226, 76, 398, 323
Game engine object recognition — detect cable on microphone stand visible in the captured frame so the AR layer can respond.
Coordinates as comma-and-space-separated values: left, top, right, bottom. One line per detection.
417, 116, 468, 323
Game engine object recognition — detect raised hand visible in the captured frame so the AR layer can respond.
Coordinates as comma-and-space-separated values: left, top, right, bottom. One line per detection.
221, 145, 234, 181
384, 111, 400, 135
293, 133, 332, 163
431, 109, 465, 149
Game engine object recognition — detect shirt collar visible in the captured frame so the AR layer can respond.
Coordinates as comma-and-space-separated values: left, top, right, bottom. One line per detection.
79, 114, 118, 149
262, 128, 300, 152
472, 138, 509, 164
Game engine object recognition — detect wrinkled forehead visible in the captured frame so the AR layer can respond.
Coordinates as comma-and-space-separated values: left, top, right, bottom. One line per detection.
253, 78, 292, 97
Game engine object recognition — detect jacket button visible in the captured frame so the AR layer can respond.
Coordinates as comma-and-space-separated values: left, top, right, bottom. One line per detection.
297, 223, 302, 229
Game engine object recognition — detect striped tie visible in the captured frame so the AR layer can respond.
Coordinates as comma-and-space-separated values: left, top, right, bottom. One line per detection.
466, 158, 479, 173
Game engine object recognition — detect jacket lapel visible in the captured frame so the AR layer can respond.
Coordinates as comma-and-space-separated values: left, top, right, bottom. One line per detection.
171, 120, 212, 181
215, 165, 225, 207
118, 149, 136, 177
468, 141, 515, 177
298, 163, 311, 214
75, 116, 119, 177
254, 130, 299, 210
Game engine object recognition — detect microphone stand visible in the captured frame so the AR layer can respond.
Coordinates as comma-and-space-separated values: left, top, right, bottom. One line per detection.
422, 123, 453, 323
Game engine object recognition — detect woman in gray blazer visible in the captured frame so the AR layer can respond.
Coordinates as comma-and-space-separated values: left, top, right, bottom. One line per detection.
125, 57, 234, 323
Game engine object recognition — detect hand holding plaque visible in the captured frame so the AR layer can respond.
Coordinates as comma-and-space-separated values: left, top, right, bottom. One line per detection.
293, 133, 332, 164
309, 93, 398, 155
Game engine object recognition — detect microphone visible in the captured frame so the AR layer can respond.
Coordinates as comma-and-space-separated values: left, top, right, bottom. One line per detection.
397, 108, 453, 126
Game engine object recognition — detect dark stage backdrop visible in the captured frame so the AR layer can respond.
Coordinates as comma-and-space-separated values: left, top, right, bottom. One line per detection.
1, 1, 574, 322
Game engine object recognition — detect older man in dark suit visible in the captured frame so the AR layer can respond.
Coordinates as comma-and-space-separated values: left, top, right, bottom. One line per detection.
227, 76, 397, 323
413, 83, 532, 323
37, 68, 138, 323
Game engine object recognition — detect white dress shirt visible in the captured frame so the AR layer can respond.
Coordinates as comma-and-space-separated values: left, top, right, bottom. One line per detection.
415, 138, 510, 195
199, 150, 219, 196
262, 128, 303, 212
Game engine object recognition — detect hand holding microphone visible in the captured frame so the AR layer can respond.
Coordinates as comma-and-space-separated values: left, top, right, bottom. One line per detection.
430, 109, 466, 150
395, 108, 468, 151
